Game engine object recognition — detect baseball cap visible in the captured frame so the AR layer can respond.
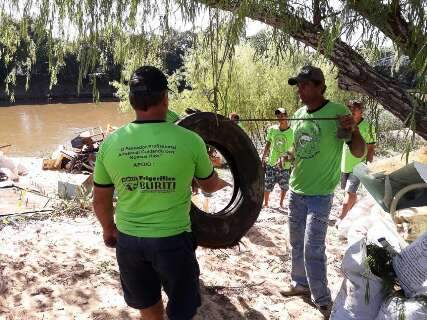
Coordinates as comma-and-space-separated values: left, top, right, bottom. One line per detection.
275, 108, 288, 115
348, 99, 364, 109
129, 66, 169, 95
288, 65, 325, 85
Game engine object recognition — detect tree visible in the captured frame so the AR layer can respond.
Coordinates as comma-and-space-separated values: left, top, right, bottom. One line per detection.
0, 1, 425, 139
193, 0, 427, 139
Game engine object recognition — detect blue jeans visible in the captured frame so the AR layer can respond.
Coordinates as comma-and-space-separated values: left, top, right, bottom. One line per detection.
288, 191, 333, 306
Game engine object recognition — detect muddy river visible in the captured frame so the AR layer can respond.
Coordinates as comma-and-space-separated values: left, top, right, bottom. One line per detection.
0, 102, 134, 156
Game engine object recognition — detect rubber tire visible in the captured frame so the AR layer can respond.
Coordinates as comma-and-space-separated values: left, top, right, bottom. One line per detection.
177, 112, 264, 249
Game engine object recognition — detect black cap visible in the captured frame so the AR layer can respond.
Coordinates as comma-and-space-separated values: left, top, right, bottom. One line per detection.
288, 65, 325, 86
129, 66, 168, 95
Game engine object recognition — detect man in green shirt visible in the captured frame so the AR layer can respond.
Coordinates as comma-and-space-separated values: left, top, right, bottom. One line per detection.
280, 66, 366, 318
261, 108, 294, 208
339, 100, 376, 222
93, 66, 230, 320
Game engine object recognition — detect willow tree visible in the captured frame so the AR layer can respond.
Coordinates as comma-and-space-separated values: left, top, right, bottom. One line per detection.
0, 0, 426, 139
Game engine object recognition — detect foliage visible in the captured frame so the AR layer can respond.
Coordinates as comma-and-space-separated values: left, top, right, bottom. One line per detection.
0, 0, 426, 139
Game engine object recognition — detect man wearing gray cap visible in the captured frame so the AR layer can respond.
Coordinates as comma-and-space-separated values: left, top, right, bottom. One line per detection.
281, 65, 366, 318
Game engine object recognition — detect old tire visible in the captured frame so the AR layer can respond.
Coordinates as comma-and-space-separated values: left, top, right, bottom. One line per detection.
177, 112, 264, 249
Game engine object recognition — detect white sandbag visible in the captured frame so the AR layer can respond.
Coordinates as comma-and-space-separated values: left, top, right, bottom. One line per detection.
0, 168, 19, 182
393, 232, 427, 298
330, 238, 386, 320
344, 200, 400, 247
375, 295, 427, 320
338, 196, 376, 239
0, 152, 27, 176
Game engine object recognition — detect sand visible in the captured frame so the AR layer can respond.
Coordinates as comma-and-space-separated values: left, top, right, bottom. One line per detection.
0, 158, 350, 320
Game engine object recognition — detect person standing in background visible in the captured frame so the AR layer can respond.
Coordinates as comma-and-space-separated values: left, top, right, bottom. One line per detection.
261, 108, 294, 208
338, 100, 376, 224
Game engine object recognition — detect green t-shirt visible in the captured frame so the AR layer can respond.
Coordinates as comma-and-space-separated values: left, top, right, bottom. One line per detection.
341, 119, 376, 173
93, 120, 214, 238
289, 101, 350, 196
266, 125, 294, 169
166, 109, 180, 123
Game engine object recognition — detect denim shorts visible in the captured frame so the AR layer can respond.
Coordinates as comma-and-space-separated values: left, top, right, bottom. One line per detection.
116, 231, 201, 319
340, 172, 360, 193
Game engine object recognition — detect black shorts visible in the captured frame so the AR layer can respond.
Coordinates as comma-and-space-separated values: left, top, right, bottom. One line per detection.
116, 231, 201, 319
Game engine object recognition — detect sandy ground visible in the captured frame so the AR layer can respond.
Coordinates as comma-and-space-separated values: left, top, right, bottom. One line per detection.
0, 158, 352, 320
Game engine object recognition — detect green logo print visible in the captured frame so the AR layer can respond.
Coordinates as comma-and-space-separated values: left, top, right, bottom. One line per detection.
294, 120, 321, 159
273, 135, 289, 155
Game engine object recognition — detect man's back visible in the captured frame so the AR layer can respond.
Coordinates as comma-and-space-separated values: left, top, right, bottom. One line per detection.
94, 120, 213, 238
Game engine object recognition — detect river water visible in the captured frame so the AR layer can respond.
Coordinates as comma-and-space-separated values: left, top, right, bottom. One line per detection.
0, 102, 134, 156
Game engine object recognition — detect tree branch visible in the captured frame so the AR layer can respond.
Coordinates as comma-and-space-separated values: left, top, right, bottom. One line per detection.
343, 0, 426, 61
195, 0, 427, 140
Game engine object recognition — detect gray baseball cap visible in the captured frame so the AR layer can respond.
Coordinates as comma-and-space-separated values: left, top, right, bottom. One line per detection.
288, 65, 325, 85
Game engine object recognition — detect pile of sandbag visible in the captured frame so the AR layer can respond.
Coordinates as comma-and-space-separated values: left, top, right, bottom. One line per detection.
375, 232, 427, 320
337, 195, 401, 245
338, 193, 427, 244
331, 230, 427, 320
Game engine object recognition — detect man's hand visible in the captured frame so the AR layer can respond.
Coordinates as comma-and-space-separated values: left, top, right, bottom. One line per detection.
338, 115, 356, 130
103, 224, 118, 248
262, 158, 267, 168
191, 179, 199, 195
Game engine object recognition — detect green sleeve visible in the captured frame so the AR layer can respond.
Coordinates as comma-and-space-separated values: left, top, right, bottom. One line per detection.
337, 103, 351, 116
193, 135, 214, 179
166, 109, 180, 123
266, 127, 272, 142
366, 124, 377, 144
94, 143, 113, 186
289, 128, 295, 146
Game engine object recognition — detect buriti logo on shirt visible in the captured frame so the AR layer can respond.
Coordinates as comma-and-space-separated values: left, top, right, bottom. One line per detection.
294, 120, 321, 159
121, 176, 176, 193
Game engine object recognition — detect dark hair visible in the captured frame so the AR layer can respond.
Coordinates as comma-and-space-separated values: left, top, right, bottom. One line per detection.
129, 91, 166, 111
311, 80, 327, 94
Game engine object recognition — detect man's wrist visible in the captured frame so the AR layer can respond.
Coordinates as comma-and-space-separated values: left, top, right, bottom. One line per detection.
102, 221, 116, 232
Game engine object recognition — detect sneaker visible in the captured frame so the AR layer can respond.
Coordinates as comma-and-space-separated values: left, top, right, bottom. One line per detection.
280, 285, 310, 297
318, 302, 332, 319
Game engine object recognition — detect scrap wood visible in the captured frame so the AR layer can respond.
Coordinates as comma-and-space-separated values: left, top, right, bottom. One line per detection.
0, 209, 54, 217
206, 280, 266, 293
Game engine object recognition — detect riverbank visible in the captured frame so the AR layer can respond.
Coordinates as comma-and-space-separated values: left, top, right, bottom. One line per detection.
0, 157, 350, 320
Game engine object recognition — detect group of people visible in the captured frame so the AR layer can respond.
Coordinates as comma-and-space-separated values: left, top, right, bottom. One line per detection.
261, 83, 376, 226
92, 64, 375, 320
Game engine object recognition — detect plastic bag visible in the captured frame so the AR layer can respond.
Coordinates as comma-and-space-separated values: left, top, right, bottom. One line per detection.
393, 232, 427, 298
331, 238, 386, 320
375, 294, 427, 320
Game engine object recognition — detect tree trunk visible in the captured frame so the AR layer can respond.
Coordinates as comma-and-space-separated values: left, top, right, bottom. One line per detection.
196, 0, 427, 140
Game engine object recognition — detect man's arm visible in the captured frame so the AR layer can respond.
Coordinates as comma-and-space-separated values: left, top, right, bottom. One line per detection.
348, 127, 366, 158
339, 115, 366, 158
196, 171, 231, 194
366, 144, 375, 162
93, 185, 117, 247
261, 141, 271, 166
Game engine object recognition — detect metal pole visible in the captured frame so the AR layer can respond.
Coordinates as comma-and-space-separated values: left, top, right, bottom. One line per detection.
224, 117, 339, 122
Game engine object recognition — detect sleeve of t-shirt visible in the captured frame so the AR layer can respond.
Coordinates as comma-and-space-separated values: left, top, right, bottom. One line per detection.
365, 123, 377, 144
289, 128, 295, 146
266, 127, 272, 142
93, 142, 114, 187
193, 134, 214, 180
337, 103, 351, 116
